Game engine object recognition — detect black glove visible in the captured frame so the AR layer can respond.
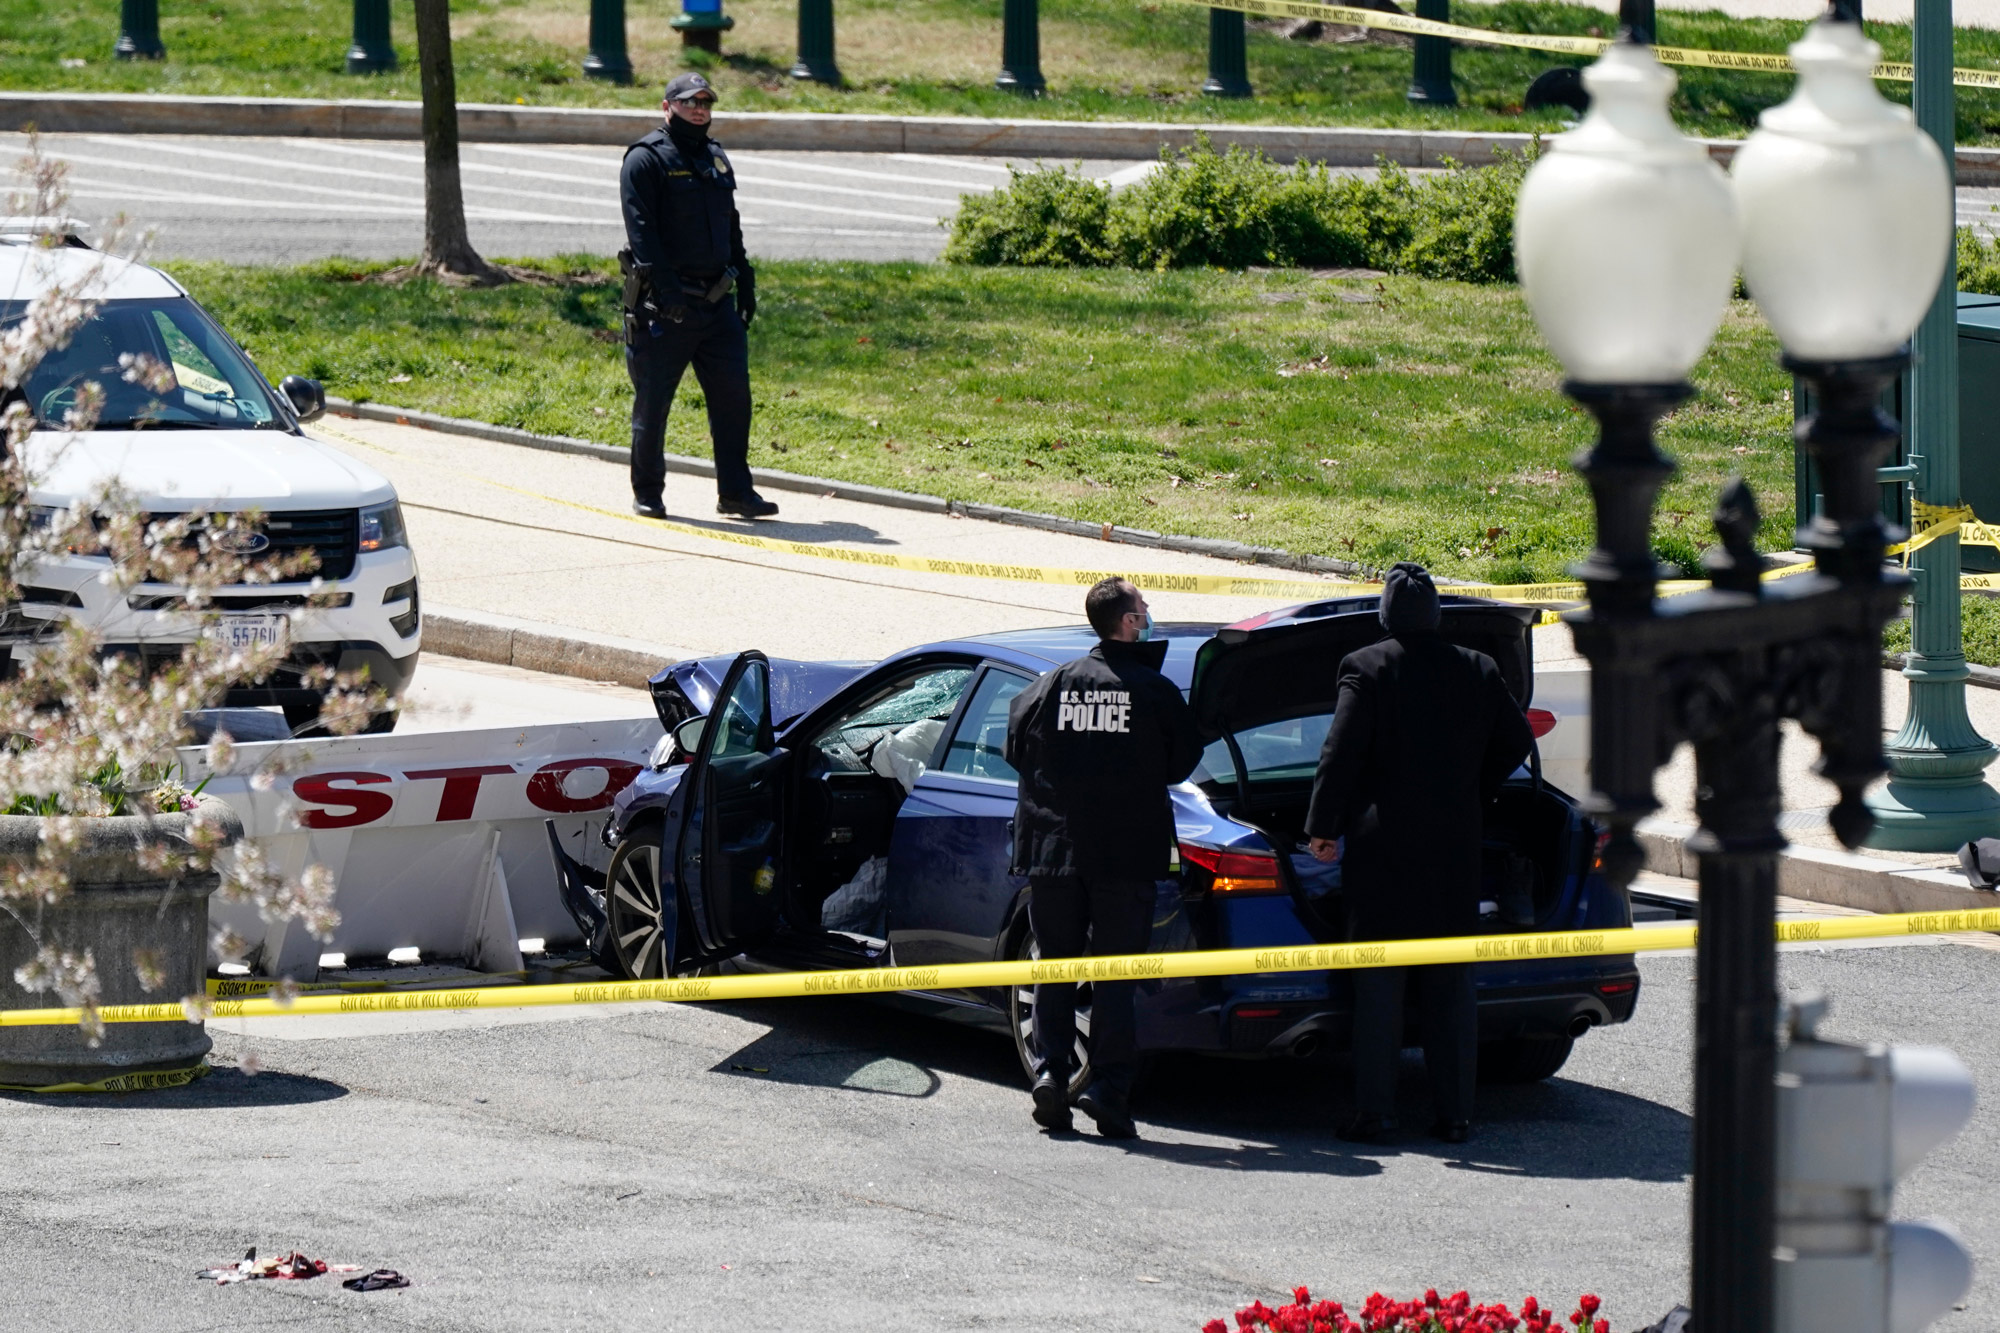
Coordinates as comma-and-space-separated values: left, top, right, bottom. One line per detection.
737, 272, 756, 329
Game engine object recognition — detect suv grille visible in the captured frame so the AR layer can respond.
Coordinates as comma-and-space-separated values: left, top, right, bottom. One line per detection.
148, 508, 359, 582
261, 509, 358, 581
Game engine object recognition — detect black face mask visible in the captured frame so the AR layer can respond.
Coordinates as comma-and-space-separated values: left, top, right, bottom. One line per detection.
666, 108, 711, 152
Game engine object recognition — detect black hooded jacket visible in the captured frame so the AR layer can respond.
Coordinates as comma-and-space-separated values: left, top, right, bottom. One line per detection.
1304, 564, 1534, 941
620, 118, 752, 289
1005, 638, 1204, 880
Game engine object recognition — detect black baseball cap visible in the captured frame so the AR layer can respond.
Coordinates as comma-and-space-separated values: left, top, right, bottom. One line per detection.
664, 73, 717, 104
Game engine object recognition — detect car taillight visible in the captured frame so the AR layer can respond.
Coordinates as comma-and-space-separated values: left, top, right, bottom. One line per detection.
1180, 843, 1282, 895
1592, 828, 1611, 871
1598, 981, 1637, 996
1526, 707, 1558, 738
1235, 1007, 1283, 1019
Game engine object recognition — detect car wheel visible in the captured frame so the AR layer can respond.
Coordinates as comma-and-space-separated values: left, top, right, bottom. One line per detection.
281, 700, 397, 736
1478, 1034, 1574, 1084
1006, 922, 1092, 1098
605, 824, 676, 980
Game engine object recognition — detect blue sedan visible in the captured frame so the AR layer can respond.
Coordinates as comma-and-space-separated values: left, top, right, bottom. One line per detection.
549, 594, 1639, 1091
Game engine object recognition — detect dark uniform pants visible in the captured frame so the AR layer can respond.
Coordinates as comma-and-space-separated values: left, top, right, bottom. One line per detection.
1351, 962, 1477, 1123
626, 297, 753, 504
1027, 874, 1154, 1098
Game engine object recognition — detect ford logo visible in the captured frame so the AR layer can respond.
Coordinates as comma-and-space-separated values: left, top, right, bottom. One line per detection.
214, 530, 271, 555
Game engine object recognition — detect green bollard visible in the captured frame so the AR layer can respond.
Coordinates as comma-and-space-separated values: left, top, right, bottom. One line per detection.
1202, 8, 1252, 98
1407, 0, 1456, 105
585, 0, 635, 83
672, 0, 735, 56
346, 0, 397, 74
997, 0, 1046, 95
792, 0, 840, 84
115, 0, 165, 61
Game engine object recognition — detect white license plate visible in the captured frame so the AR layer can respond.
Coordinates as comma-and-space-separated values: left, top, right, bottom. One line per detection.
202, 613, 289, 652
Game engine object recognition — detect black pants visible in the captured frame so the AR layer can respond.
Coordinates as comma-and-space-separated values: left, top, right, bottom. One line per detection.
1351, 962, 1477, 1123
625, 297, 753, 504
1027, 874, 1154, 1098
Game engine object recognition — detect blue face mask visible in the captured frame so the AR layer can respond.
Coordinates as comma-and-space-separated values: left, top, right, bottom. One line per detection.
1135, 611, 1155, 642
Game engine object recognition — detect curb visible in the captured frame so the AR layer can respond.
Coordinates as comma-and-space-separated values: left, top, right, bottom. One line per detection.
1883, 650, 2000, 691
12, 91, 2000, 182
422, 605, 681, 692
327, 398, 1374, 579
1637, 816, 1997, 917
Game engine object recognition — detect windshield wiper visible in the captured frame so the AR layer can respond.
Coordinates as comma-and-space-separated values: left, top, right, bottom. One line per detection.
81, 419, 268, 431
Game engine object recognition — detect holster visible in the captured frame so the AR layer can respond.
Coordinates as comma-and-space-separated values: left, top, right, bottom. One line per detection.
618, 247, 657, 345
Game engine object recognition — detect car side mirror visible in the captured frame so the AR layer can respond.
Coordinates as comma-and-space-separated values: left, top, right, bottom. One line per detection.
280, 375, 326, 424
673, 715, 707, 758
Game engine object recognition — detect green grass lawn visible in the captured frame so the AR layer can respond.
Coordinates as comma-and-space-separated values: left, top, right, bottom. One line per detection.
169, 257, 1793, 584
1885, 596, 2000, 667
11, 0, 2000, 140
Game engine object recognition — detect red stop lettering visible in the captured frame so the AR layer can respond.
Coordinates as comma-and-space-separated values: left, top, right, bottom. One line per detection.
404, 765, 516, 821
294, 772, 394, 830
526, 758, 641, 813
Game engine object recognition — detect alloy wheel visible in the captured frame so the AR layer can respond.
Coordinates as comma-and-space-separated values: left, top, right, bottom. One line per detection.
1007, 926, 1093, 1097
606, 828, 674, 980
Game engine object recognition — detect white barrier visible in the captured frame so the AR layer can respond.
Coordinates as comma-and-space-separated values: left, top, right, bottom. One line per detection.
186, 716, 661, 979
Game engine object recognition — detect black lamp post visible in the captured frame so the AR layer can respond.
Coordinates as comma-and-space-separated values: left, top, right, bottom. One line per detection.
115, 0, 166, 61
996, 0, 1046, 95
1516, 10, 1948, 1331
792, 0, 841, 84
584, 0, 634, 83
1203, 9, 1252, 99
346, 0, 397, 74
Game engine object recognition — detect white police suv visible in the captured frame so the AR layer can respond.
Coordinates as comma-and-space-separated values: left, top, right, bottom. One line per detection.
0, 229, 419, 732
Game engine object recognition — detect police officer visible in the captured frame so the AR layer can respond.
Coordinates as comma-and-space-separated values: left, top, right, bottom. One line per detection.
1004, 577, 1202, 1139
619, 72, 776, 521
1304, 562, 1533, 1146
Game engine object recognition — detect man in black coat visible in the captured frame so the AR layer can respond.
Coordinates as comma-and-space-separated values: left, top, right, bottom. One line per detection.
1305, 562, 1533, 1145
619, 72, 776, 522
1005, 577, 1203, 1139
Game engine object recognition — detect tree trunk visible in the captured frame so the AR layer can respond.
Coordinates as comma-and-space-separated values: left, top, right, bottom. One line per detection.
413, 0, 506, 284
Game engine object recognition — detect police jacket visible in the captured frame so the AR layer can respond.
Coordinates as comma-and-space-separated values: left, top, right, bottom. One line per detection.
1005, 638, 1204, 881
1303, 633, 1533, 942
620, 121, 752, 290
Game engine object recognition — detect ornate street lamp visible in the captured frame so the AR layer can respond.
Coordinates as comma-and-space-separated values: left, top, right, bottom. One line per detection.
115, 0, 166, 61
1517, 7, 1943, 1328
346, 0, 398, 75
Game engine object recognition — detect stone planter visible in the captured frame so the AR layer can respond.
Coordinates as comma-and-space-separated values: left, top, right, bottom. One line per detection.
0, 798, 242, 1091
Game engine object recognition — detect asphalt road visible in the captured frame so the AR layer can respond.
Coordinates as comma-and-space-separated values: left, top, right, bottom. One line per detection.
3, 131, 1146, 265
3, 934, 1996, 1332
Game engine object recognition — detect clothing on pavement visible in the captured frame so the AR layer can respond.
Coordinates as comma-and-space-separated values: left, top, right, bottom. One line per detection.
1006, 631, 1201, 1100
619, 113, 758, 508
1305, 562, 1533, 1127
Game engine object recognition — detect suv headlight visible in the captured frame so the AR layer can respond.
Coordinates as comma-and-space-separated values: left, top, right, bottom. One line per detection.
358, 500, 408, 553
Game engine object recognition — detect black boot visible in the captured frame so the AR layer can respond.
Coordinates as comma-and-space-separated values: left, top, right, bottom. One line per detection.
633, 498, 667, 519
1030, 1073, 1073, 1132
717, 490, 779, 518
1075, 1085, 1137, 1140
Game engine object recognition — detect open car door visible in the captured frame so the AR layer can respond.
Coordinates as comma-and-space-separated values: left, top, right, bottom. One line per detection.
676, 651, 787, 957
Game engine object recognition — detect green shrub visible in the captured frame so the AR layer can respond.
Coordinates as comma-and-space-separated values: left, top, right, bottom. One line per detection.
941, 164, 1113, 267
945, 138, 1532, 283
1960, 226, 2000, 296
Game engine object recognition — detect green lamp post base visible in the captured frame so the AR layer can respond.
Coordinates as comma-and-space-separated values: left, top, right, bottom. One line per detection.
672, 13, 734, 55
1862, 772, 2000, 851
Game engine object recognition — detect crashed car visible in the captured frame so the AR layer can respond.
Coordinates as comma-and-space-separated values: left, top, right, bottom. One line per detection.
550, 595, 1638, 1090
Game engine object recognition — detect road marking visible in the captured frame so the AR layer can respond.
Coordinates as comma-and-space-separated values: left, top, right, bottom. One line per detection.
730, 153, 997, 192
729, 171, 971, 208
59, 177, 612, 224
889, 153, 1014, 175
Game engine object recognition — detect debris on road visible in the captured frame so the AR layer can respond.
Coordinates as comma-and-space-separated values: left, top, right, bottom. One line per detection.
195, 1248, 361, 1285
343, 1269, 411, 1292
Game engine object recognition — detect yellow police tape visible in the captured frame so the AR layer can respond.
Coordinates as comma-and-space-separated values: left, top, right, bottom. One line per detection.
0, 1062, 209, 1093
5, 909, 1996, 1029
1176, 0, 2000, 90
313, 420, 1798, 614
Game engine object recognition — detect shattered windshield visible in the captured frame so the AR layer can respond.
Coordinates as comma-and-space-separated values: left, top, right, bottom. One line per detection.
0, 296, 282, 430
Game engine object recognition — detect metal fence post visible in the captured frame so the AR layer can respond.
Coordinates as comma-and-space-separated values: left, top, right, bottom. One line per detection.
115, 0, 166, 61
997, 0, 1046, 94
1407, 0, 1455, 105
792, 0, 840, 84
1203, 9, 1253, 98
584, 0, 635, 83
346, 0, 397, 74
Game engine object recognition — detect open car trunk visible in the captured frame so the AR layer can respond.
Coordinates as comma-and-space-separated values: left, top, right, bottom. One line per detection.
1188, 596, 1565, 942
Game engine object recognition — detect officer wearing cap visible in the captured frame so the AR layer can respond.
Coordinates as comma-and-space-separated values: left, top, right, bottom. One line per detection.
619, 72, 775, 521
